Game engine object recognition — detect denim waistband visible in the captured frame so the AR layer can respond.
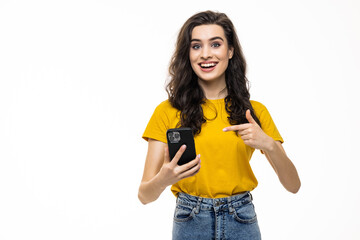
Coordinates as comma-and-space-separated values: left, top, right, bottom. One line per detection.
176, 192, 253, 213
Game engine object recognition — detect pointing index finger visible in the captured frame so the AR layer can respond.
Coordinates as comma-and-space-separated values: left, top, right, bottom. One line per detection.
223, 123, 251, 132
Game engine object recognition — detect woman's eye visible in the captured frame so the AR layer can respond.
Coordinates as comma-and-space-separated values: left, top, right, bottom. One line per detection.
192, 44, 201, 50
212, 42, 221, 48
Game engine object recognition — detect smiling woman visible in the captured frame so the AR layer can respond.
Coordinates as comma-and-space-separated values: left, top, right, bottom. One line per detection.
138, 10, 300, 240
189, 25, 233, 91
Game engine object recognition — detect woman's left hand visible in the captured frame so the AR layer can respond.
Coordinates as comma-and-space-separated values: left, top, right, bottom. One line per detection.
223, 109, 273, 151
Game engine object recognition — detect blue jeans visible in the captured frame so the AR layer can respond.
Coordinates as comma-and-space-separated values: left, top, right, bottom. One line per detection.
172, 192, 261, 240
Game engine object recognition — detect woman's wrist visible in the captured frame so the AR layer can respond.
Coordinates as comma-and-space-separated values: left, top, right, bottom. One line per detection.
262, 136, 276, 153
153, 172, 168, 192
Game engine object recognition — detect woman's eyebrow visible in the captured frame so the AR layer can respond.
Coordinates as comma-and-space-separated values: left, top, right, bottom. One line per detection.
190, 36, 224, 42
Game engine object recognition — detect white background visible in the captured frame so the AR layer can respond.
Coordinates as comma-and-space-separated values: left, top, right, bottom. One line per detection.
1, 0, 359, 239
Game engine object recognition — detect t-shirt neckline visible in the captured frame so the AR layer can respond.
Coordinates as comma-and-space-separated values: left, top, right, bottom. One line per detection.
205, 98, 225, 104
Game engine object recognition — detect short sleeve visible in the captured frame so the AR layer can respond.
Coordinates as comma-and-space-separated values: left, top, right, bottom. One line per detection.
251, 101, 284, 154
142, 101, 170, 143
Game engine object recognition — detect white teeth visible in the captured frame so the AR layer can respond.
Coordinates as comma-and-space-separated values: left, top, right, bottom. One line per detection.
200, 63, 217, 68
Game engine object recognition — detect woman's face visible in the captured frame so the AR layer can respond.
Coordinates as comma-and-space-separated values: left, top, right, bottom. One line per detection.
189, 24, 233, 85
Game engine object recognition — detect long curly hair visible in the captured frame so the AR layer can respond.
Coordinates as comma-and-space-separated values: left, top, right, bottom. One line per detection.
166, 10, 261, 135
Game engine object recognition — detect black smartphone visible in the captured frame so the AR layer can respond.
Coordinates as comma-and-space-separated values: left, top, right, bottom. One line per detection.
166, 127, 196, 166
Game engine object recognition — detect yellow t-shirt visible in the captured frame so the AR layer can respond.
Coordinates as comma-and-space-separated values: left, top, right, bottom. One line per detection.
142, 99, 284, 198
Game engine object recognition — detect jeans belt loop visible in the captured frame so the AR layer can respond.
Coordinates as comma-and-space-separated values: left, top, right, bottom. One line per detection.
195, 197, 202, 214
248, 192, 253, 201
227, 196, 235, 214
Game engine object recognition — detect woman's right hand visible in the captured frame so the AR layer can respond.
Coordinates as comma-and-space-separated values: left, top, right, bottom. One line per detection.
157, 145, 201, 188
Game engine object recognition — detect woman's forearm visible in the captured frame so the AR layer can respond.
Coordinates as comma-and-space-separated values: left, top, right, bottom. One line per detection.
263, 140, 301, 193
138, 174, 167, 205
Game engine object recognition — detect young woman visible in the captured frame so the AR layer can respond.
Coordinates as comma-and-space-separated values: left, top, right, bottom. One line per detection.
138, 10, 301, 240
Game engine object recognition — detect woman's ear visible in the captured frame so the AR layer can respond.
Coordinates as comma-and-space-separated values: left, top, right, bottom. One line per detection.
229, 47, 234, 59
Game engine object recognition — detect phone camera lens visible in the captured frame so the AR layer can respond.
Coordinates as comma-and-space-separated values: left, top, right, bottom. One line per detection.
168, 131, 181, 143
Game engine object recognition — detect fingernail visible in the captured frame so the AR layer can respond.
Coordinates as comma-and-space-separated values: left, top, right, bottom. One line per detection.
222, 128, 227, 131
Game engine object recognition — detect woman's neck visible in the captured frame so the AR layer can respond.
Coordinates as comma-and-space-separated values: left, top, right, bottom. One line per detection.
198, 78, 228, 100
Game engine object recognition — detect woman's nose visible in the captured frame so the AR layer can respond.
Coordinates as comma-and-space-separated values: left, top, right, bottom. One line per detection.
201, 46, 212, 59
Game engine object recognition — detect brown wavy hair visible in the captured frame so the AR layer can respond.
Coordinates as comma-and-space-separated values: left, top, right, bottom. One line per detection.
166, 10, 261, 135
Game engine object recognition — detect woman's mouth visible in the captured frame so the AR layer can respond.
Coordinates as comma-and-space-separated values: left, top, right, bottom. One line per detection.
198, 62, 218, 72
